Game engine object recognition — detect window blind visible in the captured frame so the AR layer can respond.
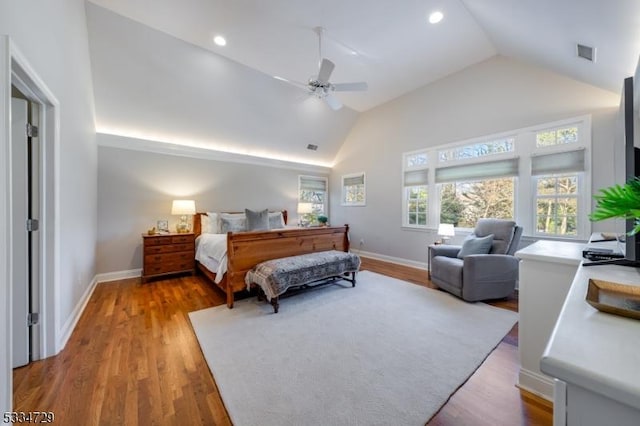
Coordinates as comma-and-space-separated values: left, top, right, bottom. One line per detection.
403, 169, 429, 186
343, 174, 364, 186
435, 158, 519, 183
299, 176, 327, 191
531, 149, 585, 176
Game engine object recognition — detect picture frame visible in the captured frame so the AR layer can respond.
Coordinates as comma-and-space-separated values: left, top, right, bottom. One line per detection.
157, 219, 169, 233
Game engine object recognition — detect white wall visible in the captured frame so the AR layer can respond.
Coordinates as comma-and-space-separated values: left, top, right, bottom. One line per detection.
330, 56, 620, 264
0, 0, 97, 406
97, 141, 328, 274
86, 3, 358, 167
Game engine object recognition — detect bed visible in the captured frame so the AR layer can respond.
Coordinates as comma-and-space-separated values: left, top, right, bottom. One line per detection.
193, 211, 351, 308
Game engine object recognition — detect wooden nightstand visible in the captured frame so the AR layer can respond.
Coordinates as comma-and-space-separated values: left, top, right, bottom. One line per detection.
142, 233, 195, 282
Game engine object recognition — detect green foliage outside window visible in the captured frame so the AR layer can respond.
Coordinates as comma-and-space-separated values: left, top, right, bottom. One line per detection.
406, 186, 427, 225
535, 175, 578, 236
440, 178, 514, 228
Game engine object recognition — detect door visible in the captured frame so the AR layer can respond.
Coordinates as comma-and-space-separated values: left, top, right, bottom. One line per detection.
11, 97, 29, 368
11, 93, 40, 367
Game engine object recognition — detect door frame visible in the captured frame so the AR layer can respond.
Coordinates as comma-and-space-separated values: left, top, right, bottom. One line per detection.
1, 36, 59, 411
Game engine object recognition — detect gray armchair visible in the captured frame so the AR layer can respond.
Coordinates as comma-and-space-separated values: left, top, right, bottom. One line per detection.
429, 219, 523, 302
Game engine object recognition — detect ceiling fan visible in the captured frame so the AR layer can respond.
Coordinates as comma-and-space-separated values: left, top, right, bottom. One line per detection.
282, 27, 368, 111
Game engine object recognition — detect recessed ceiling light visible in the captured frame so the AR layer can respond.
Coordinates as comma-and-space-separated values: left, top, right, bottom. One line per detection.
213, 35, 227, 46
428, 11, 444, 24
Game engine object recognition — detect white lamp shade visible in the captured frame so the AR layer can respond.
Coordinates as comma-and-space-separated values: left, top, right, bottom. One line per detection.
171, 199, 196, 215
438, 223, 455, 237
297, 202, 313, 214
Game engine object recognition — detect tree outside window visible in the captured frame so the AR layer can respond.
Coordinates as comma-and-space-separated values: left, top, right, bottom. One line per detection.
440, 178, 515, 228
299, 175, 327, 225
406, 186, 428, 225
535, 175, 578, 236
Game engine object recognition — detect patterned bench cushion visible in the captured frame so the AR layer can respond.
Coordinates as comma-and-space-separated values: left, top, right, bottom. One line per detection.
245, 250, 361, 301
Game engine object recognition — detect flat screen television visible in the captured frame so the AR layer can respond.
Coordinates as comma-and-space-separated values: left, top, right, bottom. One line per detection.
622, 76, 640, 265
587, 76, 640, 267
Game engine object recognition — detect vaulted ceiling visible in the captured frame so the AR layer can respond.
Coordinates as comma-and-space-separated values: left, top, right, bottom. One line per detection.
87, 0, 640, 167
89, 0, 639, 112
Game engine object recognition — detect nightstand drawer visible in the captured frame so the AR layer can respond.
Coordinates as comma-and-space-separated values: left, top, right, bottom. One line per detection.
144, 243, 193, 255
144, 260, 195, 276
144, 235, 174, 246
171, 235, 194, 244
145, 250, 194, 265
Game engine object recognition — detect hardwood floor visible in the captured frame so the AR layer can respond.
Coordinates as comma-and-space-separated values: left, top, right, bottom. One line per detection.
13, 258, 552, 425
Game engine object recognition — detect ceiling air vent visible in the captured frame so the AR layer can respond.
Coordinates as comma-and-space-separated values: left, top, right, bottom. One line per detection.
307, 144, 318, 151
576, 44, 596, 62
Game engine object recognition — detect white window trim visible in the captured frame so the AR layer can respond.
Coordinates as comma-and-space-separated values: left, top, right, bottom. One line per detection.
402, 150, 431, 228
401, 115, 591, 239
298, 175, 329, 216
341, 172, 366, 206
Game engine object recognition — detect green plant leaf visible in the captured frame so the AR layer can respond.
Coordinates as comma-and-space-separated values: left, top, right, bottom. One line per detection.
590, 177, 640, 234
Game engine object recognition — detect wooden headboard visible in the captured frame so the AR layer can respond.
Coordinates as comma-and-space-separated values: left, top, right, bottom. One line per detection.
193, 210, 288, 236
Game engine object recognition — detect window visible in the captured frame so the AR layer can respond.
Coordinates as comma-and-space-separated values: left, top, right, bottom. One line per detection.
401, 116, 591, 239
536, 126, 578, 148
535, 174, 578, 236
436, 157, 519, 229
438, 137, 514, 162
403, 151, 429, 227
531, 147, 585, 237
299, 175, 328, 224
440, 178, 515, 228
342, 172, 366, 206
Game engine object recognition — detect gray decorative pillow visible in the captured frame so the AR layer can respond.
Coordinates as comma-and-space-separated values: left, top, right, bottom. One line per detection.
457, 234, 494, 259
268, 211, 285, 229
245, 208, 270, 231
220, 215, 246, 233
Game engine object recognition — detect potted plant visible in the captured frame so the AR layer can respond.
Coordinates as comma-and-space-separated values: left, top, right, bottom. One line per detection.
589, 177, 640, 235
317, 215, 329, 227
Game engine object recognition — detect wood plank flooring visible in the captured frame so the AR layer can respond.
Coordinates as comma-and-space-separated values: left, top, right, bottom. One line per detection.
13, 257, 552, 425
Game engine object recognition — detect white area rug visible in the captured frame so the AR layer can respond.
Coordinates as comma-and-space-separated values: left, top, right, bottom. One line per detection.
189, 270, 518, 426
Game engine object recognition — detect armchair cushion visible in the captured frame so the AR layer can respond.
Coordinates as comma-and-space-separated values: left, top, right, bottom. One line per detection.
457, 234, 494, 259
474, 219, 516, 254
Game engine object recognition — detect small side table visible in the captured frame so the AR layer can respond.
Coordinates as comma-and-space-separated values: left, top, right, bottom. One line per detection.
142, 233, 195, 282
427, 244, 435, 280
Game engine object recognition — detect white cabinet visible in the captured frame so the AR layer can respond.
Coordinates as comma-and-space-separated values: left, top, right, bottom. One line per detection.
541, 257, 640, 425
515, 240, 584, 401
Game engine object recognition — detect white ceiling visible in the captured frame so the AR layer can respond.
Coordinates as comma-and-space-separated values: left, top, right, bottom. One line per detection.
88, 0, 640, 112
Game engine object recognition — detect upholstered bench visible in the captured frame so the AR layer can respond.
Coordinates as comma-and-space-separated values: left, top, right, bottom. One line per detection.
245, 250, 361, 313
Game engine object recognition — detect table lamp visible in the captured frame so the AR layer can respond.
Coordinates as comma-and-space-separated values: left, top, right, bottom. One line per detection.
297, 202, 313, 227
438, 223, 455, 244
172, 199, 196, 233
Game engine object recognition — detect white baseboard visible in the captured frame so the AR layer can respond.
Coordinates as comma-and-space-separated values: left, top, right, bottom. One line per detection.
95, 269, 142, 283
517, 368, 554, 402
55, 269, 142, 352
356, 250, 428, 270
56, 275, 98, 353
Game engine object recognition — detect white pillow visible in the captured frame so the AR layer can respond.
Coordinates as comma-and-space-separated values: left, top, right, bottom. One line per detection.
200, 214, 211, 234
199, 212, 221, 234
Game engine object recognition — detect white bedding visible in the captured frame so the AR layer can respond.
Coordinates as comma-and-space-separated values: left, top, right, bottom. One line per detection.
195, 233, 227, 284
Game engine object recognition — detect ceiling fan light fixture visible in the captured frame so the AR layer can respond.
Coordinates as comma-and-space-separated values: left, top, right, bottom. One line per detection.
428, 11, 444, 24
213, 35, 227, 46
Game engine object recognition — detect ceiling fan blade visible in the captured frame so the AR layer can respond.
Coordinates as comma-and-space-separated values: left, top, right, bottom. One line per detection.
332, 82, 368, 92
317, 58, 335, 83
324, 93, 343, 110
